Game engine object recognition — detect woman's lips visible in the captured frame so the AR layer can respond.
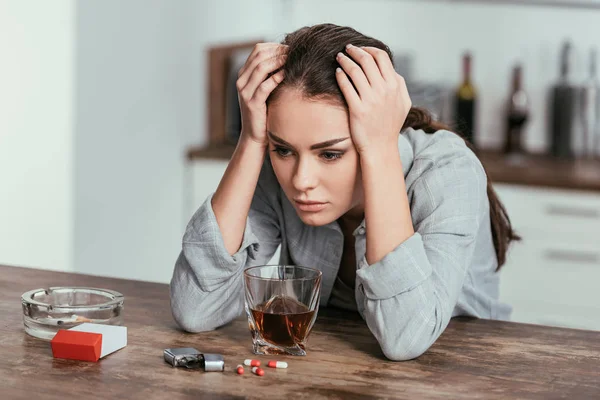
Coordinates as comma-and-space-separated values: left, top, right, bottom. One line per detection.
294, 201, 328, 212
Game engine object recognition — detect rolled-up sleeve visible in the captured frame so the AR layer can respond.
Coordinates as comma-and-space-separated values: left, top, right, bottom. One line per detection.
180, 193, 261, 293
170, 168, 281, 333
355, 154, 487, 361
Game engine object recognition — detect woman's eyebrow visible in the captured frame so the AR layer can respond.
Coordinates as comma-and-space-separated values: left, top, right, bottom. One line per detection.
267, 131, 350, 150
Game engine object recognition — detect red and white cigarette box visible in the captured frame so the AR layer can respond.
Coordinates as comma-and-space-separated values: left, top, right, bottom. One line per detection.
51, 323, 127, 362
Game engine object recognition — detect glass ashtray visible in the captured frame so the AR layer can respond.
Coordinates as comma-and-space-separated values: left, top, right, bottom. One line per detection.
21, 286, 124, 340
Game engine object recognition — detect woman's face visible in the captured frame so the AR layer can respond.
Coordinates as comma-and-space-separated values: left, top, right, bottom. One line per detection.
266, 89, 364, 227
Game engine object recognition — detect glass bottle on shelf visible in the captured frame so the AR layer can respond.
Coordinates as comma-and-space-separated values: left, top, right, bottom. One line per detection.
504, 64, 530, 155
454, 52, 477, 146
550, 41, 577, 159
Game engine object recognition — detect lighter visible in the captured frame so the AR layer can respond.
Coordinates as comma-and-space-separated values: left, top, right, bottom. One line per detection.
163, 348, 225, 372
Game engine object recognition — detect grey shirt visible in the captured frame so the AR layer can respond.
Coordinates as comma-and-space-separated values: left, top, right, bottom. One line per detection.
169, 127, 512, 361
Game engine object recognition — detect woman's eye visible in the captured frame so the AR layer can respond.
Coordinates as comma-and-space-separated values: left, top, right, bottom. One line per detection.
321, 152, 343, 161
271, 146, 343, 161
273, 146, 292, 157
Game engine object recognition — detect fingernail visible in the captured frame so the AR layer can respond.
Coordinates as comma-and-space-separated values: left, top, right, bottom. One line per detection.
346, 44, 353, 49
337, 52, 343, 59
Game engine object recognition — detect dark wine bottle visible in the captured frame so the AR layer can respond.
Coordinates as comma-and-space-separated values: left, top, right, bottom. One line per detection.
550, 41, 577, 159
504, 65, 530, 154
455, 52, 477, 145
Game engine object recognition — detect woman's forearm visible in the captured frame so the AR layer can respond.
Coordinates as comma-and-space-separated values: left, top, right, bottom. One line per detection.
359, 145, 414, 265
211, 136, 267, 256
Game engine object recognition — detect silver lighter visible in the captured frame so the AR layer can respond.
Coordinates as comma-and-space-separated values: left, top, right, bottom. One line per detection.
163, 347, 225, 372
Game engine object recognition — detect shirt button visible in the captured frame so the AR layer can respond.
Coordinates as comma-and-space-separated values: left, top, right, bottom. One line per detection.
358, 227, 366, 235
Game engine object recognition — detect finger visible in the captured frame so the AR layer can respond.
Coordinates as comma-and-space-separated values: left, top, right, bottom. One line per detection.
344, 44, 385, 89
336, 51, 371, 99
361, 46, 397, 82
238, 44, 287, 82
238, 43, 280, 77
335, 67, 360, 110
238, 51, 287, 91
252, 70, 285, 104
239, 55, 287, 100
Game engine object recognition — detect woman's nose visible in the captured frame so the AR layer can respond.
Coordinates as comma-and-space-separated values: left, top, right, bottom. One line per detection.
292, 157, 318, 191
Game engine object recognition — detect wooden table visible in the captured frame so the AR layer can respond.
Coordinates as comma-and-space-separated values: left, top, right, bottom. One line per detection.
2, 265, 600, 399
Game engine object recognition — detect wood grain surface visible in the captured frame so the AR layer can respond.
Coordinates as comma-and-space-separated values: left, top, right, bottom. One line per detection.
476, 150, 600, 192
2, 264, 599, 399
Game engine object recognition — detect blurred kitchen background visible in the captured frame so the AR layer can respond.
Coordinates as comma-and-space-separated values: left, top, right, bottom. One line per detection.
2, 0, 600, 331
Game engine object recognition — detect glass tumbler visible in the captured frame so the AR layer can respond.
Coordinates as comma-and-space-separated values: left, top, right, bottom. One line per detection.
244, 265, 322, 356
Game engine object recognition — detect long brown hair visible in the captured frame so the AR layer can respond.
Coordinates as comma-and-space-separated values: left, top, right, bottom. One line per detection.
267, 23, 520, 270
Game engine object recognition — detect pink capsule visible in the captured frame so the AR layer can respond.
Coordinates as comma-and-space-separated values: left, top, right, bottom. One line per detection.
236, 365, 244, 375
267, 360, 288, 369
244, 359, 260, 367
251, 366, 265, 376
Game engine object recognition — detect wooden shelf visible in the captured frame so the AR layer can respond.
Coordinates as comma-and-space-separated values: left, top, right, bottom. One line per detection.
477, 150, 600, 192
186, 143, 236, 161
205, 39, 262, 152
186, 144, 600, 192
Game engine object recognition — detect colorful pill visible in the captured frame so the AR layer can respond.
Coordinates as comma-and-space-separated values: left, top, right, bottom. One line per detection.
244, 359, 261, 367
267, 360, 288, 369
251, 366, 265, 376
236, 365, 244, 375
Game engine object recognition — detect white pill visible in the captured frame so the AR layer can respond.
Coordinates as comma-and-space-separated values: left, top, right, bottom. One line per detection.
267, 360, 288, 369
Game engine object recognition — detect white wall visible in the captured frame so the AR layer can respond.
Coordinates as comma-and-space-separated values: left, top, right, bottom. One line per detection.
0, 0, 75, 272
286, 0, 600, 152
73, 0, 284, 283
73, 0, 199, 283
0, 0, 284, 283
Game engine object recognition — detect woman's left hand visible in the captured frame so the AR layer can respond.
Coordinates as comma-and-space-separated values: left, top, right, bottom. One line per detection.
335, 44, 411, 155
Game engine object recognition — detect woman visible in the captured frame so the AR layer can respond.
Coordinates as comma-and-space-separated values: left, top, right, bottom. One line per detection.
170, 23, 519, 361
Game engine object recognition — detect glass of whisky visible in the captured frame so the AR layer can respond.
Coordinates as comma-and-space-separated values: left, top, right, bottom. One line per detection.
243, 265, 322, 356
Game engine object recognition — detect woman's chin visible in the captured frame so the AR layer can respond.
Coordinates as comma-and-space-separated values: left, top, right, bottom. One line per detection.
297, 211, 333, 227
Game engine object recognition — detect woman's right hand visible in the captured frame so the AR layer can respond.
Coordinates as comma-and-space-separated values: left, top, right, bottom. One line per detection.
236, 43, 288, 147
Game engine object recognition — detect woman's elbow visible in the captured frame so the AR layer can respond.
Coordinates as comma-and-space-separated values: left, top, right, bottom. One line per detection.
380, 336, 433, 361
173, 309, 223, 333
169, 296, 220, 333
